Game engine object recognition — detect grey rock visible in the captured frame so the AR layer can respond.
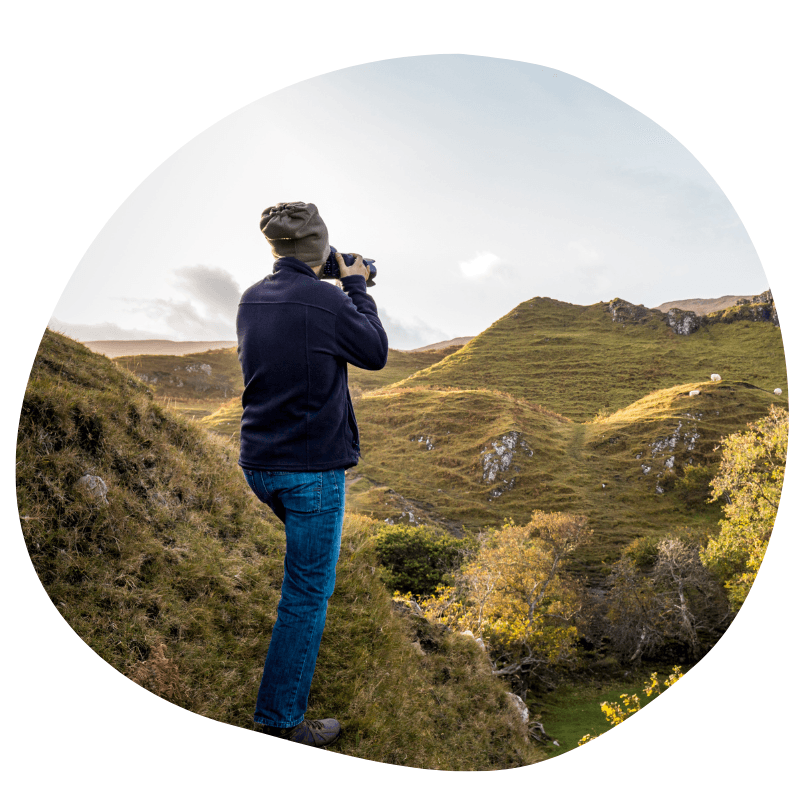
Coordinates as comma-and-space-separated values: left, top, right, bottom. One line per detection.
77, 474, 109, 504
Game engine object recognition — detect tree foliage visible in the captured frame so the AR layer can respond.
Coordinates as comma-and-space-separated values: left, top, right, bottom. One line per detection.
701, 405, 788, 610
420, 511, 592, 694
374, 524, 467, 597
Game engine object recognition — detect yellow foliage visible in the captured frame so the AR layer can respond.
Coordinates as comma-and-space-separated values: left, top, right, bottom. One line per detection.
578, 666, 684, 745
421, 511, 591, 670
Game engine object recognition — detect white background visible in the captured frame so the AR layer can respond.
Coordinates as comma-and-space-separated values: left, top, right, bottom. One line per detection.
3, 2, 797, 797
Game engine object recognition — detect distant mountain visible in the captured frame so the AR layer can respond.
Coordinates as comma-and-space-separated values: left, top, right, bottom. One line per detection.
84, 339, 237, 357
652, 294, 763, 314
401, 336, 474, 352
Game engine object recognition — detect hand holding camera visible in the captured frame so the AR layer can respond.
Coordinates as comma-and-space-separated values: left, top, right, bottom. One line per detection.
336, 252, 370, 280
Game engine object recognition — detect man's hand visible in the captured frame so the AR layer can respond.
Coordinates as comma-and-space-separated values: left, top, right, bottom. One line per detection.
336, 252, 370, 281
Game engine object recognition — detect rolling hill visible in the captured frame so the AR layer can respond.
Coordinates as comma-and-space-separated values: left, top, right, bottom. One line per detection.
16, 329, 539, 769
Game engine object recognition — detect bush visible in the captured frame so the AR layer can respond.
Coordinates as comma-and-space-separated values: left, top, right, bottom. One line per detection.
374, 524, 467, 597
674, 464, 718, 511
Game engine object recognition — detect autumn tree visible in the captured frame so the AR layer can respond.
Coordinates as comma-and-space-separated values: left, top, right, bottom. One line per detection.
701, 405, 788, 610
421, 510, 592, 696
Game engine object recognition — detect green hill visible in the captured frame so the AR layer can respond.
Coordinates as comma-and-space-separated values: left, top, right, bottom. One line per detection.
17, 330, 539, 769
346, 379, 786, 577
395, 296, 786, 421
113, 344, 462, 420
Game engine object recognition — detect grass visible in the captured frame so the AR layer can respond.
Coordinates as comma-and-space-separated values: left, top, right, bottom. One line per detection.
534, 664, 689, 756
345, 379, 785, 578
113, 347, 244, 402
17, 329, 541, 770
396, 297, 788, 422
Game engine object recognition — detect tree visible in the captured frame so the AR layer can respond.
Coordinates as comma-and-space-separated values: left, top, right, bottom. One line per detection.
701, 405, 788, 610
421, 510, 592, 696
605, 535, 728, 662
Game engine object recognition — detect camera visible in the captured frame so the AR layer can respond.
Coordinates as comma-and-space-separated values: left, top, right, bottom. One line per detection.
322, 246, 377, 286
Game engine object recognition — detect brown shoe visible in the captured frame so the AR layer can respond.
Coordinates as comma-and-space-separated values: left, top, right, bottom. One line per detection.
260, 718, 341, 747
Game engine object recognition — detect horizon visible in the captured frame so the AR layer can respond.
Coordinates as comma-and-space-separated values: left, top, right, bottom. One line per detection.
51, 55, 769, 350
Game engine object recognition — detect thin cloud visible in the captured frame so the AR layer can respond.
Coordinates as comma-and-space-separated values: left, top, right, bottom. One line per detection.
173, 265, 242, 319
458, 251, 501, 280
376, 306, 451, 351
48, 318, 169, 342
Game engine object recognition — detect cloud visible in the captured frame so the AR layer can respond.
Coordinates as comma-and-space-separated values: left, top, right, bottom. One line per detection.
125, 297, 237, 340
458, 251, 501, 279
48, 318, 171, 342
376, 306, 450, 351
113, 265, 244, 341
173, 265, 242, 319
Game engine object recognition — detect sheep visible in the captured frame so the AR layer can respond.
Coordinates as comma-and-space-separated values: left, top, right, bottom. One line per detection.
689, 390, 700, 397
774, 388, 783, 395
710, 373, 721, 382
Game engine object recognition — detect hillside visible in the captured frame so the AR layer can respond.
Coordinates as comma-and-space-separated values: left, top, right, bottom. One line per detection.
653, 295, 756, 314
85, 339, 237, 357
346, 379, 786, 576
16, 330, 540, 769
395, 296, 786, 421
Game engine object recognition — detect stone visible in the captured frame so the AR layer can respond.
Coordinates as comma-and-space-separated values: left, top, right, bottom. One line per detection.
76, 474, 109, 504
506, 693, 529, 725
667, 308, 701, 335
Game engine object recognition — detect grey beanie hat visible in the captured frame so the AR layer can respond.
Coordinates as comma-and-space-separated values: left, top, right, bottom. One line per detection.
260, 201, 331, 267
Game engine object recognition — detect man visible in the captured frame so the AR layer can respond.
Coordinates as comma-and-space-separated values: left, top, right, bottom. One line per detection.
236, 201, 388, 747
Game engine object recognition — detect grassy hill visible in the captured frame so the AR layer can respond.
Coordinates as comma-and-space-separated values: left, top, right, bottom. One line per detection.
395, 296, 786, 421
113, 344, 463, 420
346, 379, 786, 577
17, 330, 540, 769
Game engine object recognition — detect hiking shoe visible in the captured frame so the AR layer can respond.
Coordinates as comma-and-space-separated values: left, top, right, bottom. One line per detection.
261, 718, 341, 747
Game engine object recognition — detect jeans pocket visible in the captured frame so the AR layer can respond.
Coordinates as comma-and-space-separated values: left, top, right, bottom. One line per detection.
279, 472, 324, 514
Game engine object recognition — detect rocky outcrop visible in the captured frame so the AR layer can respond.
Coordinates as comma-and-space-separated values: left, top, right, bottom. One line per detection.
666, 308, 701, 335
609, 291, 779, 335
608, 298, 655, 325
480, 431, 533, 500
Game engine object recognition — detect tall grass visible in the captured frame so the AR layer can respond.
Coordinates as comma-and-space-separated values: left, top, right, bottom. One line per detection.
17, 330, 540, 769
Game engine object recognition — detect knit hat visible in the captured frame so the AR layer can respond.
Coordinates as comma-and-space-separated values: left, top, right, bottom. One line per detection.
260, 202, 331, 267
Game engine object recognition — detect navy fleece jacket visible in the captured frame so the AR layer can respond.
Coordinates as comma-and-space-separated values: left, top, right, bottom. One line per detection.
236, 256, 388, 471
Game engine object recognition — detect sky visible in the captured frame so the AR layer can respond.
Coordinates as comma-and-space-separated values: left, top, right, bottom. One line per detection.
51, 54, 767, 350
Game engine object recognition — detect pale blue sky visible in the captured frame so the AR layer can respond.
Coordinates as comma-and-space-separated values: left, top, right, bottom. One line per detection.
52, 55, 766, 349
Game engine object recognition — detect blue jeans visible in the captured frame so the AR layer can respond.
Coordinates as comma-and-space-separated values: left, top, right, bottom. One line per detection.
242, 468, 346, 728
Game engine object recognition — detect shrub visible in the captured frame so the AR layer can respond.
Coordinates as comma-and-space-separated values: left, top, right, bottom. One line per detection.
374, 524, 467, 597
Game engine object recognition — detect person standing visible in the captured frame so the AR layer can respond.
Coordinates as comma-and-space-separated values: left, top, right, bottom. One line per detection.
236, 201, 388, 746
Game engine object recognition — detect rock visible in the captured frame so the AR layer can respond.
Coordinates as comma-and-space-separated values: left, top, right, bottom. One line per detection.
480, 431, 533, 501
667, 308, 701, 335
506, 693, 529, 725
392, 597, 424, 617
185, 363, 212, 375
76, 474, 109, 504
608, 298, 654, 325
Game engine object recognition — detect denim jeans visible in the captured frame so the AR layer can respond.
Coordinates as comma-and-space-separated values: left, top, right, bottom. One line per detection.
242, 468, 346, 728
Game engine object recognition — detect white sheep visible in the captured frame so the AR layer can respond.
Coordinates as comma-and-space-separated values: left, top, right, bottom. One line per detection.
689, 390, 700, 397
774, 388, 783, 395
710, 373, 721, 382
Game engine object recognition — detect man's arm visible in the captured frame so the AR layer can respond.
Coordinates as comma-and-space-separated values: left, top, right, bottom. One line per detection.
334, 253, 388, 371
